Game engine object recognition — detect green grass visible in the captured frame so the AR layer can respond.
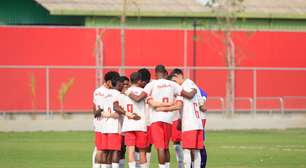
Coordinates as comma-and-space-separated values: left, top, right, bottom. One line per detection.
0, 129, 306, 168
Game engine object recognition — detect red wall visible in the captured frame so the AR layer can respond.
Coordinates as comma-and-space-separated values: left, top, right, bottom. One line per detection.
1, 26, 306, 112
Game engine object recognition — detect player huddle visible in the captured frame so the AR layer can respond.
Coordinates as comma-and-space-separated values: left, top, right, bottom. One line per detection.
92, 65, 208, 168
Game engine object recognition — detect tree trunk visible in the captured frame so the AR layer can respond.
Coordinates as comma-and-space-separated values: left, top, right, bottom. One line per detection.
95, 29, 103, 87
224, 31, 236, 117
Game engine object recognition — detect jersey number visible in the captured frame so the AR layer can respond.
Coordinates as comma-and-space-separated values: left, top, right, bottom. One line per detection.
193, 103, 200, 118
127, 104, 133, 113
162, 97, 169, 103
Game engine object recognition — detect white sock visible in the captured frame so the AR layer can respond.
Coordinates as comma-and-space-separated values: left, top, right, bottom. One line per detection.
93, 163, 101, 168
119, 159, 125, 168
165, 162, 170, 168
158, 164, 166, 168
92, 147, 97, 167
101, 164, 109, 168
128, 161, 136, 168
174, 144, 184, 168
139, 163, 148, 168
193, 150, 201, 168
112, 163, 119, 168
146, 152, 151, 167
183, 149, 191, 168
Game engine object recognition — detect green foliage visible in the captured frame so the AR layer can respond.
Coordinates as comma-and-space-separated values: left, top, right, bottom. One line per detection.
58, 78, 75, 105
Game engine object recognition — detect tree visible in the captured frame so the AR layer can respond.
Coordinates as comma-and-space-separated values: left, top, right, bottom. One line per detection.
211, 0, 245, 116
58, 78, 75, 116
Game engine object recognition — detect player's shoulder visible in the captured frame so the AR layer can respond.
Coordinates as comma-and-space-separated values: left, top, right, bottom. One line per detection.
110, 88, 121, 94
94, 85, 107, 95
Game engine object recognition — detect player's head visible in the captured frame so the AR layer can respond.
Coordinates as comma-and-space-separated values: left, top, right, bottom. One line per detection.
104, 71, 120, 89
130, 72, 142, 87
120, 76, 130, 91
114, 76, 128, 92
170, 68, 184, 85
155, 64, 168, 79
138, 68, 151, 87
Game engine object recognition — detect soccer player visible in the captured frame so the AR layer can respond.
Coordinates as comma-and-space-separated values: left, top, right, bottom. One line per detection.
167, 68, 205, 168
93, 71, 140, 168
121, 72, 149, 168
137, 68, 153, 167
115, 76, 130, 168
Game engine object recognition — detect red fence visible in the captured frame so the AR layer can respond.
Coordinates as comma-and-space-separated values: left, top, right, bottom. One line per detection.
1, 26, 306, 112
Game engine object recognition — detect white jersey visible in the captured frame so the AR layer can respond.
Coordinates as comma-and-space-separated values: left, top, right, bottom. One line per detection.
181, 79, 203, 132
121, 86, 147, 132
93, 85, 109, 132
96, 88, 122, 134
144, 79, 182, 124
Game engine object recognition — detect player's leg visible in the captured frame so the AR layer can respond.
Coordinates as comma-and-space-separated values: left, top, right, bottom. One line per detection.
194, 130, 204, 168
173, 142, 184, 168
146, 144, 152, 167
165, 148, 170, 168
200, 119, 207, 168
109, 134, 122, 168
136, 131, 149, 168
125, 132, 137, 168
193, 149, 201, 168
183, 149, 192, 168
100, 150, 110, 168
127, 146, 136, 168
146, 126, 152, 167
172, 119, 183, 168
139, 148, 147, 168
200, 147, 207, 168
94, 132, 103, 168
111, 150, 120, 168
119, 136, 126, 168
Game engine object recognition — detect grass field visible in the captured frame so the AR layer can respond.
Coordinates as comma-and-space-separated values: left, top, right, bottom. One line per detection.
0, 129, 306, 168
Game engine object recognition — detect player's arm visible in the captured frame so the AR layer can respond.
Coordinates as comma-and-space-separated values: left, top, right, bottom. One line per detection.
113, 101, 141, 120
126, 91, 148, 102
147, 97, 173, 108
180, 88, 197, 99
156, 101, 183, 112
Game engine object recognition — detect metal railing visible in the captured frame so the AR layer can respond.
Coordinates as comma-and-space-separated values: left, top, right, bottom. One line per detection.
1, 65, 306, 117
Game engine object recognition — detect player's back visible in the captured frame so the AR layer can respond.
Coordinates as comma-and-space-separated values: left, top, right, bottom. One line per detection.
100, 88, 122, 134
147, 79, 182, 124
121, 86, 147, 132
93, 85, 109, 132
181, 79, 203, 132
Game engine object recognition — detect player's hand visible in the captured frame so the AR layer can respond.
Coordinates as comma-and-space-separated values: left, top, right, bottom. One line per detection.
126, 112, 141, 120
94, 107, 103, 118
126, 112, 134, 119
132, 113, 141, 120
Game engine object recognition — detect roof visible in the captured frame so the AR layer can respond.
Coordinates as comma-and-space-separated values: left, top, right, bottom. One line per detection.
35, 0, 306, 19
